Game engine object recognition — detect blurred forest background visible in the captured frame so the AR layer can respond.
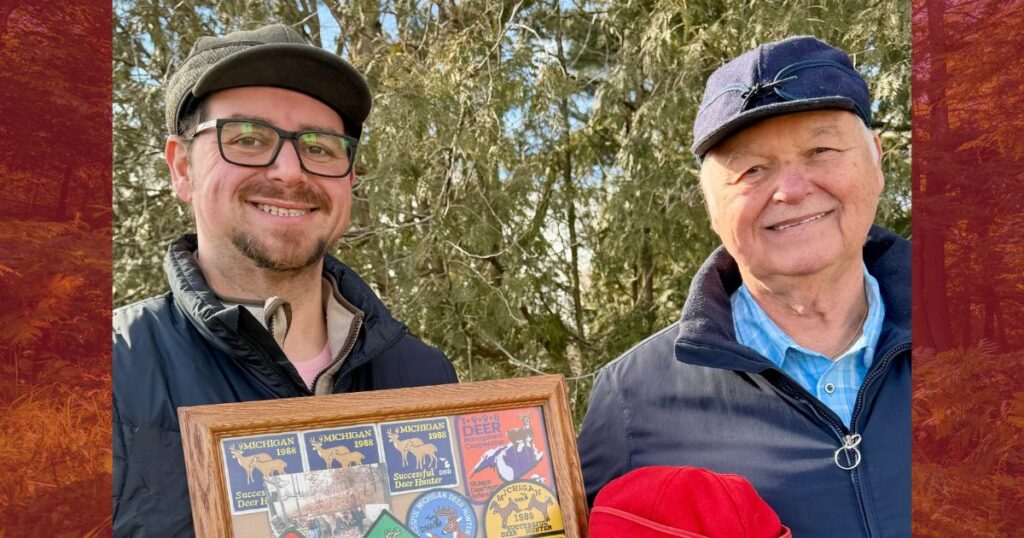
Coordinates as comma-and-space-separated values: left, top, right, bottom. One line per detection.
113, 0, 911, 425
911, 0, 1024, 535
0, 0, 111, 532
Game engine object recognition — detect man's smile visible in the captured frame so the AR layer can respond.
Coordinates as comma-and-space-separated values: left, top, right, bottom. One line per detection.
764, 209, 835, 231
252, 202, 317, 218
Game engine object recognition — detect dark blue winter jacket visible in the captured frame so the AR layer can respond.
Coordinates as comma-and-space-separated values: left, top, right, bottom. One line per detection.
113, 235, 457, 537
578, 226, 910, 538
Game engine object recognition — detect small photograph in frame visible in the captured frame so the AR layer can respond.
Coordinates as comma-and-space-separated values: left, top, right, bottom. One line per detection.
262, 463, 389, 532
264, 464, 389, 538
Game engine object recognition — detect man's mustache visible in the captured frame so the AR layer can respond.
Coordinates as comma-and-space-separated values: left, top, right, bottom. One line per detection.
237, 179, 333, 213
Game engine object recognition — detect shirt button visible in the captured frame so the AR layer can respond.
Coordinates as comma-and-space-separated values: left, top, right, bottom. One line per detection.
824, 383, 836, 394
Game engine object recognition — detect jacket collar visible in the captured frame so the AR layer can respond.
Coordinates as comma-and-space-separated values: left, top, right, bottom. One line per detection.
165, 234, 406, 365
674, 225, 911, 372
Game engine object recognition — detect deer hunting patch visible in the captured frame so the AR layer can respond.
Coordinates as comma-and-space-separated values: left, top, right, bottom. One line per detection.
456, 407, 555, 504
380, 417, 459, 494
484, 481, 563, 538
302, 424, 381, 471
407, 489, 477, 537
221, 432, 304, 514
363, 510, 418, 538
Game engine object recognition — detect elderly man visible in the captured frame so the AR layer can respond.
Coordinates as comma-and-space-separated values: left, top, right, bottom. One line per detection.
113, 24, 456, 536
578, 36, 910, 537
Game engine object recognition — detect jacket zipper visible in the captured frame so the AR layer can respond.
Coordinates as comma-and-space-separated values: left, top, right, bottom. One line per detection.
309, 314, 364, 394
775, 378, 872, 536
849, 342, 911, 426
772, 341, 909, 538
223, 305, 318, 397
330, 324, 409, 390
844, 341, 911, 538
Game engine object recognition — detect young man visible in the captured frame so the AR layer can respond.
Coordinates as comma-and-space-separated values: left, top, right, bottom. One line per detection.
578, 36, 910, 537
113, 24, 456, 536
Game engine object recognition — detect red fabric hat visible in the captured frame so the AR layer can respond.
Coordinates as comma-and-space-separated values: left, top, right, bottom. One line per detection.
589, 466, 792, 538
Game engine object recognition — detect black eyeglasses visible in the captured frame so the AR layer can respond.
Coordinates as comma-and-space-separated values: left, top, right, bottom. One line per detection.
190, 119, 358, 178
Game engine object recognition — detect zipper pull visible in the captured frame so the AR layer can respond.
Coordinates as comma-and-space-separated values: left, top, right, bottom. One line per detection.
834, 433, 863, 470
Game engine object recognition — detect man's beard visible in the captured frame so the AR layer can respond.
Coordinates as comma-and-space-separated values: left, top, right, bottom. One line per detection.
231, 231, 329, 272
229, 177, 335, 271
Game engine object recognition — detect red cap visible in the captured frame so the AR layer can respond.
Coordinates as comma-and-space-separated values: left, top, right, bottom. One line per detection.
589, 466, 792, 538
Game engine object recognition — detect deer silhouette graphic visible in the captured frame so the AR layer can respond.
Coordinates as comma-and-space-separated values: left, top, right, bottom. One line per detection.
525, 492, 553, 521
426, 506, 470, 538
253, 457, 287, 479
506, 413, 534, 445
490, 497, 520, 527
337, 450, 365, 467
387, 429, 438, 469
310, 439, 365, 468
229, 445, 278, 484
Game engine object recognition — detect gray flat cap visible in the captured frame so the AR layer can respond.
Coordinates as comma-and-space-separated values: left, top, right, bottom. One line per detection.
164, 23, 371, 139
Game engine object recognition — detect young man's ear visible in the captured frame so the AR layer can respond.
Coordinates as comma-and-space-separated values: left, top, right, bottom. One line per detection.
349, 161, 364, 188
166, 136, 193, 203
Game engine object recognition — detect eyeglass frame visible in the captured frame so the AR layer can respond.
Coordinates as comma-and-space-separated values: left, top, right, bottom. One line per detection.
188, 118, 359, 178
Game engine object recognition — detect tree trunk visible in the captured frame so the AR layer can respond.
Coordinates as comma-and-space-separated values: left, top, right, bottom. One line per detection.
916, 0, 954, 351
556, 1, 585, 342
639, 226, 654, 331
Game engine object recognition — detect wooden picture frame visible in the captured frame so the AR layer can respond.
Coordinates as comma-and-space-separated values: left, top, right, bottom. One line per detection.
179, 374, 588, 538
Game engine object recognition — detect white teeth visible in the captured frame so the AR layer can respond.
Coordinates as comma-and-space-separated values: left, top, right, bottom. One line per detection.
770, 211, 828, 231
256, 203, 309, 217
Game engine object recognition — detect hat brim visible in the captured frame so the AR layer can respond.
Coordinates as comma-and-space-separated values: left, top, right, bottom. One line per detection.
184, 43, 371, 138
590, 508, 793, 538
691, 97, 859, 158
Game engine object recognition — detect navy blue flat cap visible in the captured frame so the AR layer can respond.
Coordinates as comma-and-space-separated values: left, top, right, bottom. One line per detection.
692, 36, 871, 159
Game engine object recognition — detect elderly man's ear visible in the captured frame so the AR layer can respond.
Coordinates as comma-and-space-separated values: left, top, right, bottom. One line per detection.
871, 131, 885, 192
696, 173, 719, 237
166, 136, 193, 204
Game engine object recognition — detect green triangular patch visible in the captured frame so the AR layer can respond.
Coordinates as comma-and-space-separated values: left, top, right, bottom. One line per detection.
363, 510, 417, 538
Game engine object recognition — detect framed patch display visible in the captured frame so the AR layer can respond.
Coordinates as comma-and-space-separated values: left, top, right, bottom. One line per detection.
178, 375, 588, 538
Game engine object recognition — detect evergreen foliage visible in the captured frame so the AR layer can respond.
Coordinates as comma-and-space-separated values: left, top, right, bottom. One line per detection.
113, 0, 910, 422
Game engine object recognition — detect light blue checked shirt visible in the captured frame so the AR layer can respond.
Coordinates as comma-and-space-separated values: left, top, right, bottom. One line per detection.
731, 265, 885, 428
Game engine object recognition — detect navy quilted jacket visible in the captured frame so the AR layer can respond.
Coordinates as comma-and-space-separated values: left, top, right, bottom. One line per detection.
113, 235, 456, 537
578, 226, 911, 538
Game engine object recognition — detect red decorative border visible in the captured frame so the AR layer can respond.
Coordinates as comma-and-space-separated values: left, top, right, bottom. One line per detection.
0, 0, 112, 533
912, 0, 1024, 534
